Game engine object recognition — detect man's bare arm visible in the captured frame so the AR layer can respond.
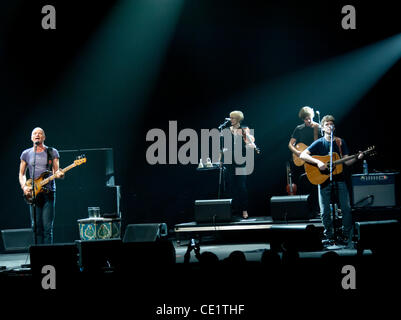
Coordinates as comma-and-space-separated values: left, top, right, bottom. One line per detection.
300, 149, 327, 170
19, 160, 31, 195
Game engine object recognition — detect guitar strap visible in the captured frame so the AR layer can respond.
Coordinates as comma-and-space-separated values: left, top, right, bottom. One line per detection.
46, 147, 54, 172
313, 125, 318, 141
335, 137, 343, 158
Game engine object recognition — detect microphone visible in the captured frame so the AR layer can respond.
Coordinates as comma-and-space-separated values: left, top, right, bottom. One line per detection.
218, 118, 231, 130
315, 110, 320, 115
34, 141, 40, 146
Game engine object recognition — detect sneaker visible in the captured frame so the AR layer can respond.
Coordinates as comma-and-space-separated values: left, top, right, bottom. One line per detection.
336, 235, 353, 247
322, 238, 335, 247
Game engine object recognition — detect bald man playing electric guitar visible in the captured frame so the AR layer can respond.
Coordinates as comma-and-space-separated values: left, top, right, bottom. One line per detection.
19, 127, 64, 244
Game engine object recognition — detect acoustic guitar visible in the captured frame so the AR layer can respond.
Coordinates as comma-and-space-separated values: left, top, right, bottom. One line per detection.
24, 155, 87, 204
304, 146, 375, 185
292, 142, 308, 166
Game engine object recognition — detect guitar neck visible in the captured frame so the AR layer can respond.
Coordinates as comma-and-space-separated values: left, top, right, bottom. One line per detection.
40, 163, 76, 186
333, 154, 357, 165
333, 149, 372, 165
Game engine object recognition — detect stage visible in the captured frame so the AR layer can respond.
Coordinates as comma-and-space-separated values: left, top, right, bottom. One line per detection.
1, 212, 399, 270
1, 215, 400, 311
0, 238, 369, 271
173, 215, 327, 253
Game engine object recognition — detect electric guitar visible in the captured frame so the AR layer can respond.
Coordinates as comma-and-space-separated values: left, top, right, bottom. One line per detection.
24, 155, 87, 204
304, 146, 375, 185
292, 142, 308, 166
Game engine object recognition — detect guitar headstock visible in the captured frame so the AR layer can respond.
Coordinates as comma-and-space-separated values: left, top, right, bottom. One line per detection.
74, 155, 87, 166
364, 146, 376, 157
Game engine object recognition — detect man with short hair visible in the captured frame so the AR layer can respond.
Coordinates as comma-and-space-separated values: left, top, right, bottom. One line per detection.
300, 115, 363, 247
288, 106, 321, 216
19, 127, 64, 244
288, 106, 320, 156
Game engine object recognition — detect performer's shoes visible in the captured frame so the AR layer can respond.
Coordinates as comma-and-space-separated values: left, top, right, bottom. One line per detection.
242, 211, 249, 219
321, 238, 335, 247
336, 235, 354, 248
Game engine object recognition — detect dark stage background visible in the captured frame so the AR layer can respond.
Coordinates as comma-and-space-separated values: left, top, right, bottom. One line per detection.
1, 0, 400, 243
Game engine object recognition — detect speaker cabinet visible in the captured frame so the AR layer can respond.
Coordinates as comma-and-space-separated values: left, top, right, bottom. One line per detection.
1, 228, 34, 252
194, 199, 232, 223
123, 223, 168, 243
76, 239, 122, 272
355, 220, 400, 253
270, 195, 311, 221
29, 243, 79, 290
352, 173, 399, 208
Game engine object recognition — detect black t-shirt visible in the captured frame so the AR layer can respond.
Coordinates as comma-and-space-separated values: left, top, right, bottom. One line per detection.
291, 123, 320, 146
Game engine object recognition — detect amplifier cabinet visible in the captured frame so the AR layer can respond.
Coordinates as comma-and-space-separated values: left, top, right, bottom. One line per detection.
352, 172, 399, 208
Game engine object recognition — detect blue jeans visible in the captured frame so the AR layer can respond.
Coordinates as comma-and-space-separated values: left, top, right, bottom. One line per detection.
30, 192, 55, 244
318, 181, 352, 239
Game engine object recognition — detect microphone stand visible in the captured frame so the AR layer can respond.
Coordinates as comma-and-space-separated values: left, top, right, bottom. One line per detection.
217, 119, 230, 199
328, 128, 339, 242
316, 111, 323, 137
31, 143, 38, 245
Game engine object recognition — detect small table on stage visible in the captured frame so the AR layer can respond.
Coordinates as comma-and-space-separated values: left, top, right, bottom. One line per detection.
78, 217, 121, 241
197, 163, 226, 199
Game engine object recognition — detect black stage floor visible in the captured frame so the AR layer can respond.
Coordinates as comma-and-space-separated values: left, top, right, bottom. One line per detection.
1, 215, 400, 312
0, 214, 396, 270
0, 240, 369, 270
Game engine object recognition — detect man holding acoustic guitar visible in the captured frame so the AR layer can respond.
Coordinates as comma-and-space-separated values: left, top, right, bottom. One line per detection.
300, 115, 366, 247
288, 106, 321, 215
19, 127, 64, 244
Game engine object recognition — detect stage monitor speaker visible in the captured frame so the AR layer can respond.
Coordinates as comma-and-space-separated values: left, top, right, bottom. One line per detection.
1, 228, 34, 252
76, 239, 122, 272
29, 243, 79, 290
123, 223, 168, 243
355, 220, 400, 253
352, 172, 399, 208
194, 199, 232, 223
270, 195, 311, 221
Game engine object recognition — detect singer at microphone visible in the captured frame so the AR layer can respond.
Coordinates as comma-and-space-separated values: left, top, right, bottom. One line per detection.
19, 127, 64, 244
298, 114, 364, 247
223, 110, 255, 220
